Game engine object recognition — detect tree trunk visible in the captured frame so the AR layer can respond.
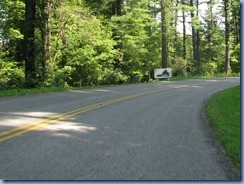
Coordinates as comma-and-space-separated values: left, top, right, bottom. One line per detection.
224, 0, 231, 74
174, 0, 178, 59
232, 4, 240, 45
182, 7, 186, 60
190, 0, 197, 72
42, 0, 51, 80
112, 0, 122, 16
196, 0, 200, 74
161, 0, 169, 68
24, 0, 36, 87
206, 0, 215, 61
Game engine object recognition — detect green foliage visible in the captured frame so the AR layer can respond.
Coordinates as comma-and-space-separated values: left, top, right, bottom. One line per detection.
0, 55, 24, 89
100, 68, 129, 84
170, 57, 188, 77
0, 0, 25, 40
49, 4, 119, 86
0, 0, 240, 89
230, 44, 240, 73
46, 66, 73, 88
201, 62, 218, 76
0, 0, 25, 62
111, 0, 160, 82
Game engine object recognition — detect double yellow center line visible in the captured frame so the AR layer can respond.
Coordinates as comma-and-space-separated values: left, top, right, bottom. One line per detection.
0, 87, 176, 143
0, 81, 215, 143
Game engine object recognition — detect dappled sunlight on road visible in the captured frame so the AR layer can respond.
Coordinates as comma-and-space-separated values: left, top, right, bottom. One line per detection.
0, 111, 56, 119
195, 79, 219, 82
68, 90, 93, 94
69, 88, 117, 94
0, 110, 98, 143
41, 121, 97, 138
0, 111, 57, 132
94, 89, 111, 92
165, 84, 203, 89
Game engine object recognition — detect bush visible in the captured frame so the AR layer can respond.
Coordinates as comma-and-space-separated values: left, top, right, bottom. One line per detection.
170, 57, 188, 77
201, 62, 218, 76
101, 68, 129, 85
51, 66, 74, 87
230, 44, 240, 73
0, 59, 25, 89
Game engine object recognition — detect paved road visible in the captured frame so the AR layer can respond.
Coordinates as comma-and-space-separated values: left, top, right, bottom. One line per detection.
0, 77, 240, 180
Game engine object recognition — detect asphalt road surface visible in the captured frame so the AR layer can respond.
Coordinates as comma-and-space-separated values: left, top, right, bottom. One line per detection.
0, 77, 240, 180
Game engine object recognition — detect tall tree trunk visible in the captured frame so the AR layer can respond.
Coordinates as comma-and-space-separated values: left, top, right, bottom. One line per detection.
208, 0, 213, 60
206, 0, 215, 61
196, 0, 200, 74
161, 0, 169, 68
112, 0, 123, 16
111, 0, 123, 68
174, 0, 178, 59
224, 0, 231, 74
237, 6, 240, 44
190, 0, 200, 74
232, 3, 240, 45
210, 0, 215, 31
233, 11, 237, 44
182, 7, 186, 60
24, 0, 36, 87
190, 0, 197, 72
42, 0, 51, 80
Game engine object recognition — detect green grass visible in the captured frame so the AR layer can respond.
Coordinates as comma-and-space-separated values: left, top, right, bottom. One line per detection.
0, 74, 240, 97
0, 84, 127, 97
206, 86, 240, 170
0, 87, 76, 97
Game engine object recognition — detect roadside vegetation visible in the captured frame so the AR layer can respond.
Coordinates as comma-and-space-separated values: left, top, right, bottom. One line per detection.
206, 86, 240, 170
0, 0, 240, 91
0, 74, 239, 97
0, 87, 74, 97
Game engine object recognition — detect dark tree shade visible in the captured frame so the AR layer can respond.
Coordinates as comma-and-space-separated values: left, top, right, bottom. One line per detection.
161, 0, 169, 68
224, 0, 231, 74
24, 0, 36, 87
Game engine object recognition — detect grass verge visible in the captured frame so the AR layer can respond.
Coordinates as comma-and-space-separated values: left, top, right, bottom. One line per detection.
206, 86, 240, 170
0, 85, 123, 97
0, 87, 76, 97
0, 74, 239, 97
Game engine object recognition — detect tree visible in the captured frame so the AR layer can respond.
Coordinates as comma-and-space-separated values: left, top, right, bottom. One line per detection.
224, 0, 231, 74
160, 0, 171, 68
23, 0, 36, 87
0, 0, 25, 61
172, 0, 180, 59
230, 0, 240, 45
201, 0, 225, 75
179, 0, 187, 60
196, 0, 200, 74
229, 0, 240, 73
111, 0, 157, 82
112, 0, 123, 16
189, 0, 201, 74
36, 0, 51, 81
0, 0, 240, 89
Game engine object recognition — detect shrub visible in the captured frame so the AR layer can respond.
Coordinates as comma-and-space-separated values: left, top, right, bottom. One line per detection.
101, 68, 129, 85
201, 62, 218, 76
0, 59, 24, 89
170, 57, 188, 77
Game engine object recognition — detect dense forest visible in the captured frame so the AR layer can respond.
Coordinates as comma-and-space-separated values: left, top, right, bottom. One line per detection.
0, 0, 240, 89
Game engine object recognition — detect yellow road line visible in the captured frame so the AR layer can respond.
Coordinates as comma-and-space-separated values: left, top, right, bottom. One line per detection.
0, 80, 216, 143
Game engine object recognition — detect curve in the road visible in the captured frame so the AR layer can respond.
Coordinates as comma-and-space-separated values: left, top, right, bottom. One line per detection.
0, 80, 215, 143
